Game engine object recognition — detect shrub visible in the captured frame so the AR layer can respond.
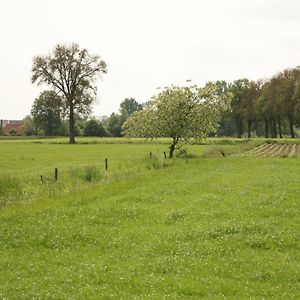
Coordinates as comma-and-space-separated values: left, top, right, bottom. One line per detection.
83, 119, 107, 137
144, 155, 167, 170
9, 128, 17, 136
69, 165, 103, 182
175, 148, 198, 159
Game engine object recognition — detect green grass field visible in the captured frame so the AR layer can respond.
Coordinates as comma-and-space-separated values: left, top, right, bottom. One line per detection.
0, 138, 300, 299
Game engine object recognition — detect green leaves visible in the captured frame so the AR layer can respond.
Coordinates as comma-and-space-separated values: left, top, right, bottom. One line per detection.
122, 83, 230, 157
31, 91, 63, 136
32, 43, 107, 143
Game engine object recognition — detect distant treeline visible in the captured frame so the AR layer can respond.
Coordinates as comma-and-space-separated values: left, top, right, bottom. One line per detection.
2, 66, 300, 138
216, 66, 300, 138
15, 97, 143, 138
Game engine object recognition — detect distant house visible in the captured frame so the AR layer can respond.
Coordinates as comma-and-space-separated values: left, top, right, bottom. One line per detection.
1, 120, 24, 136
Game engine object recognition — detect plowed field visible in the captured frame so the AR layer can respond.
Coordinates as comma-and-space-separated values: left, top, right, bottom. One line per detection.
243, 143, 300, 157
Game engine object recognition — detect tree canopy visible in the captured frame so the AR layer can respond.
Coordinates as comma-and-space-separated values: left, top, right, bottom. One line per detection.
32, 43, 107, 143
83, 119, 107, 137
120, 98, 143, 116
122, 83, 231, 158
31, 91, 63, 136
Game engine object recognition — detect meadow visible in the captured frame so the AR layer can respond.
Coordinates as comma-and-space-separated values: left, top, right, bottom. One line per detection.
0, 137, 300, 299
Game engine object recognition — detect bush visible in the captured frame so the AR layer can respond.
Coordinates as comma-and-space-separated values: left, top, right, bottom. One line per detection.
83, 119, 107, 137
144, 155, 167, 170
175, 148, 198, 159
9, 128, 17, 136
69, 165, 103, 182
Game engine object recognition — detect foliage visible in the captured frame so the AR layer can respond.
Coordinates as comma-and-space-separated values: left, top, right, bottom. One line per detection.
223, 67, 300, 139
120, 98, 143, 116
104, 99, 142, 137
123, 83, 231, 158
83, 119, 107, 137
22, 115, 36, 136
32, 43, 107, 143
31, 91, 63, 136
107, 113, 127, 137
228, 79, 260, 138
9, 128, 17, 136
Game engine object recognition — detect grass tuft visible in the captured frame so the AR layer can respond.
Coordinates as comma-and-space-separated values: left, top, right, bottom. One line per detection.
69, 164, 104, 182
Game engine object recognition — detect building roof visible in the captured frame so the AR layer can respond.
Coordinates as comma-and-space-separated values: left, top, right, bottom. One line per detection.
4, 123, 25, 136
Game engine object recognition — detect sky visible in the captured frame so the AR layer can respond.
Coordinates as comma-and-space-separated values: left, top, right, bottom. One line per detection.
1, 0, 300, 119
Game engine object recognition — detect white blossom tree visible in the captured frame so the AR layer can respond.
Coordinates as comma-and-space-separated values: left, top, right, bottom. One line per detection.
122, 83, 231, 158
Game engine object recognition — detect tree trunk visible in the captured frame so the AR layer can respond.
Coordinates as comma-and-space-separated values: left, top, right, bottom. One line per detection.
270, 117, 277, 138
235, 116, 243, 138
48, 115, 52, 136
247, 120, 252, 138
69, 103, 76, 144
288, 113, 295, 138
278, 116, 283, 139
273, 118, 277, 138
265, 119, 269, 138
169, 143, 175, 159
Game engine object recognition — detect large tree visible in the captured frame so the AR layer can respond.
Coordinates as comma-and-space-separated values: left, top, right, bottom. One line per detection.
122, 84, 230, 158
277, 67, 300, 138
23, 115, 36, 136
229, 79, 249, 138
120, 98, 143, 116
255, 80, 274, 138
31, 90, 63, 136
239, 80, 261, 138
107, 113, 127, 137
32, 43, 107, 143
105, 98, 142, 137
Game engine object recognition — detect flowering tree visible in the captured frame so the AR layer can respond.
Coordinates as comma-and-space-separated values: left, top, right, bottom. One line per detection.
122, 83, 231, 158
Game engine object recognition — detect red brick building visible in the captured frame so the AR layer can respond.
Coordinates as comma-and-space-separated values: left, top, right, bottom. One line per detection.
3, 122, 24, 136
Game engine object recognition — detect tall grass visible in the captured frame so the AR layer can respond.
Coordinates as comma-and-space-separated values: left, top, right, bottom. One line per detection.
0, 175, 23, 207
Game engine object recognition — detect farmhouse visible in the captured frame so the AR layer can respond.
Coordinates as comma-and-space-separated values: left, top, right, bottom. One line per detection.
1, 120, 24, 136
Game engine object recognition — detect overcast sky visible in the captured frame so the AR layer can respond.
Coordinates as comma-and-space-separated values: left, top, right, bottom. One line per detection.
1, 0, 300, 119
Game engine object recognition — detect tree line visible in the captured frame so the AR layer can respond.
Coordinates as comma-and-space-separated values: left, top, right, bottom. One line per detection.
22, 95, 142, 138
24, 66, 300, 140
216, 67, 300, 138
2, 43, 300, 141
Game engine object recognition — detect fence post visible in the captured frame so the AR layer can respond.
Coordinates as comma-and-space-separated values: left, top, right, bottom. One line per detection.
105, 158, 108, 171
55, 168, 58, 181
164, 152, 167, 159
150, 152, 152, 158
